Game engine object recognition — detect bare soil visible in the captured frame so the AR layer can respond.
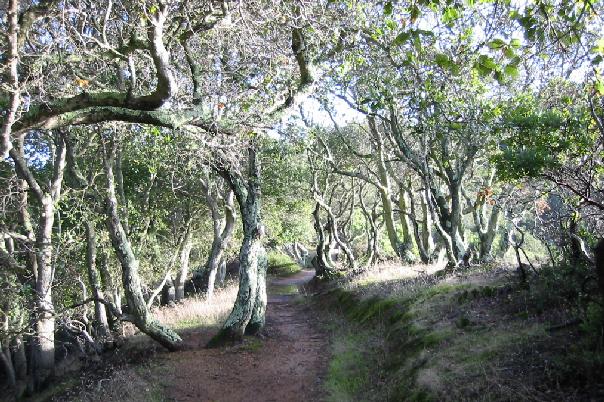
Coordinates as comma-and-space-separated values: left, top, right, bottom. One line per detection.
163, 269, 328, 402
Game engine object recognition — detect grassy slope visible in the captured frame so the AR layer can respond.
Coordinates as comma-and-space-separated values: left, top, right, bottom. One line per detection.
314, 263, 604, 401
267, 251, 302, 278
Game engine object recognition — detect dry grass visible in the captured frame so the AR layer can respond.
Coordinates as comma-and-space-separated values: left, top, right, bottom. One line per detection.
340, 261, 449, 302
119, 281, 238, 338
152, 280, 238, 330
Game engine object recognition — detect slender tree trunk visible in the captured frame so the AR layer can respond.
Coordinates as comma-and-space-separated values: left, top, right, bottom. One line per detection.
84, 221, 110, 338
102, 137, 181, 351
368, 116, 413, 261
398, 188, 414, 245
15, 179, 35, 393
359, 191, 379, 267
10, 134, 66, 388
0, 0, 20, 159
98, 249, 122, 329
378, 187, 403, 257
217, 261, 227, 286
425, 182, 458, 267
408, 188, 430, 264
326, 212, 356, 269
114, 146, 129, 235
419, 191, 435, 256
199, 188, 235, 299
397, 187, 417, 263
32, 199, 55, 387
174, 228, 193, 302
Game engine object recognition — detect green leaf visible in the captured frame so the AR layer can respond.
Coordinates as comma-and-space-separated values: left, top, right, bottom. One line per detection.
384, 1, 393, 16
435, 53, 450, 67
596, 80, 604, 96
503, 47, 516, 58
594, 37, 604, 54
478, 54, 497, 69
393, 31, 411, 46
410, 5, 421, 22
487, 39, 506, 49
510, 38, 522, 48
508, 56, 521, 66
504, 64, 519, 78
442, 7, 460, 23
474, 55, 498, 77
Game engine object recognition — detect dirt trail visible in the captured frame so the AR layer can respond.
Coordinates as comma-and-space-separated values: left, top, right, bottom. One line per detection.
165, 269, 328, 402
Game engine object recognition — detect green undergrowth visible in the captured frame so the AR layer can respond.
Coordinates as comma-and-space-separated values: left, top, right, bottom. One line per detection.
316, 267, 604, 401
267, 251, 301, 277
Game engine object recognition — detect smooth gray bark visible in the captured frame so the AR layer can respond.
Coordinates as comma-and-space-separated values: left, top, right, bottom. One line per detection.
174, 227, 193, 302
9, 133, 66, 388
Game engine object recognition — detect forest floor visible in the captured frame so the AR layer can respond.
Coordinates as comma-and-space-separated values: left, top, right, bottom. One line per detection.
51, 269, 328, 402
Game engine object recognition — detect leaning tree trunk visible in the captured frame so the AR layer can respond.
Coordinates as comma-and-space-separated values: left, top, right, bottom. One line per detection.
102, 137, 181, 351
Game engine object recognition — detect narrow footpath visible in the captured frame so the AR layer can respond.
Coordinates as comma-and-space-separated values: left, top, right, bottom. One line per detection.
165, 269, 328, 402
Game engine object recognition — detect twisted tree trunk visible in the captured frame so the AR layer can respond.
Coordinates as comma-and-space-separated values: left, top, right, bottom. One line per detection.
312, 202, 335, 276
209, 147, 266, 345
